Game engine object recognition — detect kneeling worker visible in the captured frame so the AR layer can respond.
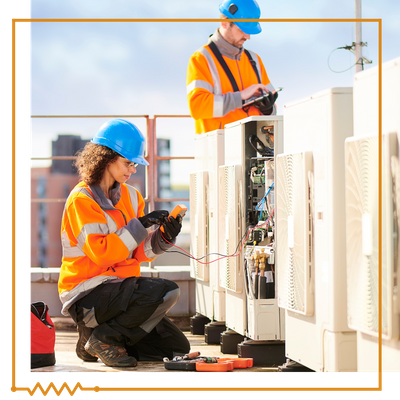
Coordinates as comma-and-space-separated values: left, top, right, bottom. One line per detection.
58, 119, 190, 367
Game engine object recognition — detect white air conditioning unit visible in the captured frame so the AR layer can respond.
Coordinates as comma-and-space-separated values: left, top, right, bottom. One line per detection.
345, 132, 399, 340
221, 116, 284, 340
346, 57, 400, 372
190, 130, 226, 322
276, 151, 314, 317
218, 164, 244, 294
279, 88, 357, 372
189, 171, 209, 282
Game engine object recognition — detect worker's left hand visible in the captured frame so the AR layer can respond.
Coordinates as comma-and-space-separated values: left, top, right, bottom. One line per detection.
161, 215, 182, 241
255, 90, 278, 115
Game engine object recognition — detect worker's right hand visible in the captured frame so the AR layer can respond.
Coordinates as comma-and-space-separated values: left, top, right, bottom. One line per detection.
138, 210, 169, 228
161, 215, 183, 241
240, 84, 269, 101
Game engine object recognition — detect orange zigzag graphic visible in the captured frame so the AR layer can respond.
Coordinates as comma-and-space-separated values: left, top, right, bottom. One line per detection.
9, 379, 101, 399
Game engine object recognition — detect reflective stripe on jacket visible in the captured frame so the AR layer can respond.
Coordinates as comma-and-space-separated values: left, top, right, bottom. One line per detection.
58, 181, 162, 304
186, 29, 276, 134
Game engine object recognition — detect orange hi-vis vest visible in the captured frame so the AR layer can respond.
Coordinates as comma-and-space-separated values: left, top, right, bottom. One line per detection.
58, 181, 162, 315
186, 29, 276, 134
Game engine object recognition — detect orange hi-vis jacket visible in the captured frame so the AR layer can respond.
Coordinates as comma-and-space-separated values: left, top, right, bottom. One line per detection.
186, 29, 276, 134
58, 181, 169, 316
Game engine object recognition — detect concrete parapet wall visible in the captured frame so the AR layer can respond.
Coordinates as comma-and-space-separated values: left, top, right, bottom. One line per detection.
31, 266, 195, 318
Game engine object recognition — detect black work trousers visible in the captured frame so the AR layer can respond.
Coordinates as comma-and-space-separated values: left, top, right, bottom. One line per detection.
69, 276, 190, 361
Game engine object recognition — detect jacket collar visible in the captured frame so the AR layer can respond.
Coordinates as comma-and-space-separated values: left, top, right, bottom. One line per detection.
89, 182, 122, 210
208, 28, 244, 60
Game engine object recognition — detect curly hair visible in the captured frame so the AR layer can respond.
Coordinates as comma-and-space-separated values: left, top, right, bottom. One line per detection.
74, 142, 120, 185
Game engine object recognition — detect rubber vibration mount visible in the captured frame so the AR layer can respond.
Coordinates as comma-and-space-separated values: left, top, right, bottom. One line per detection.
204, 322, 226, 344
190, 314, 211, 335
278, 358, 314, 372
220, 330, 245, 354
238, 340, 286, 366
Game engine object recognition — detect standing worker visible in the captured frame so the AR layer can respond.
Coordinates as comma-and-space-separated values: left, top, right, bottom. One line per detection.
186, 0, 278, 134
58, 119, 190, 367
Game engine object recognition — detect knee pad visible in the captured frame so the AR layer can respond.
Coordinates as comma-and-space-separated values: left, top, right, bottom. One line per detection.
163, 287, 180, 311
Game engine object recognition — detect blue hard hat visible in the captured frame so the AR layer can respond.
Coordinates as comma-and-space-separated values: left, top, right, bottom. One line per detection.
91, 119, 149, 166
219, 0, 261, 35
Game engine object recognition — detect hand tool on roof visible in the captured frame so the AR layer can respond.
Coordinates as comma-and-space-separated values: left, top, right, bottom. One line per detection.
172, 351, 200, 361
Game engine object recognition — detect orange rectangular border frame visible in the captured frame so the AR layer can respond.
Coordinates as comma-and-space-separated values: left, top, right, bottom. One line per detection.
12, 17, 383, 395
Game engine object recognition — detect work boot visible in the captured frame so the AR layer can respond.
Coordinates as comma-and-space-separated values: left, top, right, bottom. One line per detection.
76, 325, 98, 362
84, 334, 137, 367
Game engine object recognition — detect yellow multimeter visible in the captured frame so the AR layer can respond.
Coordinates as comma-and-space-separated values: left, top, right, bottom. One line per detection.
160, 205, 187, 233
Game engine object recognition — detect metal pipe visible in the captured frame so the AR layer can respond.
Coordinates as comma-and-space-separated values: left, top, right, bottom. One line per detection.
31, 115, 149, 118
145, 117, 155, 213
31, 156, 77, 160
355, 0, 363, 72
31, 115, 194, 205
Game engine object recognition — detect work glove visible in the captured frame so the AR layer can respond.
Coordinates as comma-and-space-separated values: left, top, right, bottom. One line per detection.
138, 210, 169, 228
161, 215, 182, 241
255, 91, 278, 115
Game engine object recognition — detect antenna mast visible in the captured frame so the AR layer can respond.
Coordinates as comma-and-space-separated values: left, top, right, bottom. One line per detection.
355, 0, 363, 72
328, 0, 372, 74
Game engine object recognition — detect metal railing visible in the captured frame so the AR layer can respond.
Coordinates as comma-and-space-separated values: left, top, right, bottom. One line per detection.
31, 114, 194, 210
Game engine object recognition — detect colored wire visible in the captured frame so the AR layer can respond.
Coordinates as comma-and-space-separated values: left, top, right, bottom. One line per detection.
161, 208, 275, 265
165, 225, 250, 261
327, 47, 358, 74
256, 182, 274, 222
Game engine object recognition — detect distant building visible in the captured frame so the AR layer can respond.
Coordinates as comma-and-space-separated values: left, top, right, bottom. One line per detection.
31, 167, 79, 268
157, 138, 173, 211
51, 134, 87, 174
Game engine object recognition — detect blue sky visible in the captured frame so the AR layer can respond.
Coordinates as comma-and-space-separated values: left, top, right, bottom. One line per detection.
26, 0, 400, 185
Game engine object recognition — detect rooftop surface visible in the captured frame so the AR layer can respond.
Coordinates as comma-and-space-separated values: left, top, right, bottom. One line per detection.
28, 318, 393, 398
32, 317, 279, 373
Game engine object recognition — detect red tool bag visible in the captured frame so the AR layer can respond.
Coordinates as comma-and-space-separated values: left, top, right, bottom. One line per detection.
31, 301, 56, 369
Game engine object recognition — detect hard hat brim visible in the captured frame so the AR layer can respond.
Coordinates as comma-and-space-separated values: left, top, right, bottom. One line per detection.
234, 21, 262, 35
